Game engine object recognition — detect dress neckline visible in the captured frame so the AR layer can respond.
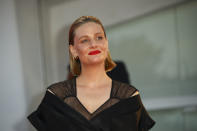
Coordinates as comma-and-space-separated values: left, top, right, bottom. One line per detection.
73, 76, 114, 115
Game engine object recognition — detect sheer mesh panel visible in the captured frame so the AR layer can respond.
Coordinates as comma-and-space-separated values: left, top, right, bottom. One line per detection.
64, 97, 92, 120
64, 97, 120, 120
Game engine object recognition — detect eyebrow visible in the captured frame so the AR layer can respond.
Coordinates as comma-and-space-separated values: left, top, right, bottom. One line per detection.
78, 32, 104, 40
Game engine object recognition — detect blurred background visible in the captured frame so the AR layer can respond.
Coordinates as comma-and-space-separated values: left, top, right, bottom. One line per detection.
0, 0, 197, 130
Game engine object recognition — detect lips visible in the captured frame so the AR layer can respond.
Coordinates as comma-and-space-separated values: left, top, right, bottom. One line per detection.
88, 50, 101, 55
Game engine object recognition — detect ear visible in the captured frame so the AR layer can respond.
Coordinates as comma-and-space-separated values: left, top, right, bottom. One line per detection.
69, 45, 78, 57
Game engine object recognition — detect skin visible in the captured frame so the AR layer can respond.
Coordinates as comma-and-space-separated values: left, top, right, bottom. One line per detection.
70, 22, 108, 70
69, 22, 138, 113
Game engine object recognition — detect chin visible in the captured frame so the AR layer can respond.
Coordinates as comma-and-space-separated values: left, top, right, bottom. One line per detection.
87, 57, 105, 65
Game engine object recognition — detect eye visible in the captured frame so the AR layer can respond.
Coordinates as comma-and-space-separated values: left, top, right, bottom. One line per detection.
96, 36, 103, 40
81, 39, 89, 43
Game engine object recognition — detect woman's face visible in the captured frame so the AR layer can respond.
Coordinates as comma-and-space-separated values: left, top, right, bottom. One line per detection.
70, 22, 108, 66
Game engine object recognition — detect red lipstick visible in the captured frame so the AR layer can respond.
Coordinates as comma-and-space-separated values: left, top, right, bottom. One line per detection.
88, 50, 101, 55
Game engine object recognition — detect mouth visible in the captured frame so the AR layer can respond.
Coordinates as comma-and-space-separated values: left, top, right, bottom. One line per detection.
88, 50, 101, 55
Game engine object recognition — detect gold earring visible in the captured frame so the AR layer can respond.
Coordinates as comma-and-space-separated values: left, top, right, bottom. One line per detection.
74, 56, 79, 60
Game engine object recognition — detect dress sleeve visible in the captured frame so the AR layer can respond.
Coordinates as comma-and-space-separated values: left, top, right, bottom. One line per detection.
27, 92, 47, 131
138, 95, 155, 131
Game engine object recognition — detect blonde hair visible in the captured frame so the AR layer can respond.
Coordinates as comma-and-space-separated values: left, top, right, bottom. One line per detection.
68, 16, 116, 76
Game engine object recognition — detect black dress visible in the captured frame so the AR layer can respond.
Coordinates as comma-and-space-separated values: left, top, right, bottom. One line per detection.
27, 77, 155, 131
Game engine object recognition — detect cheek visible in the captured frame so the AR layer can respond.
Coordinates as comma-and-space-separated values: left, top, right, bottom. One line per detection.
100, 42, 108, 58
102, 42, 108, 51
76, 45, 88, 55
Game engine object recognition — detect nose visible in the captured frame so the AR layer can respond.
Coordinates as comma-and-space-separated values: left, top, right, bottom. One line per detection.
89, 39, 97, 48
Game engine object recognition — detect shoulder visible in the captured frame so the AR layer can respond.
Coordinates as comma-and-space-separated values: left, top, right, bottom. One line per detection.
112, 80, 139, 99
47, 79, 75, 99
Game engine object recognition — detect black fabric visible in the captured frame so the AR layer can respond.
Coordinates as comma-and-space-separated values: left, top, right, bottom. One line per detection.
27, 78, 155, 131
46, 77, 137, 120
107, 60, 131, 84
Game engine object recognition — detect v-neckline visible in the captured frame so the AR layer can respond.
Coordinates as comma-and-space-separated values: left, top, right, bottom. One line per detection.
46, 79, 140, 123
74, 76, 114, 115
46, 89, 139, 124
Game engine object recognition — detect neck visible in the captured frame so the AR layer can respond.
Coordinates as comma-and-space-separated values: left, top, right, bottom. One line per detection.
76, 62, 111, 87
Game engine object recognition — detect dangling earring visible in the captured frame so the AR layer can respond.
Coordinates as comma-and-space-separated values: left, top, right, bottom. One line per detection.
74, 56, 79, 60
74, 56, 80, 63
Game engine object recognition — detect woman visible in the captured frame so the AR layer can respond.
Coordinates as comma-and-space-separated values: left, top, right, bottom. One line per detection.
27, 16, 155, 131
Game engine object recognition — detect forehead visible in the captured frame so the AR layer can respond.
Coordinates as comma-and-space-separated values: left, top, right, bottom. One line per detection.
75, 22, 104, 38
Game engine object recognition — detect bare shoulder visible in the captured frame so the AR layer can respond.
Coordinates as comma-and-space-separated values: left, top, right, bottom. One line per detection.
131, 90, 139, 97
